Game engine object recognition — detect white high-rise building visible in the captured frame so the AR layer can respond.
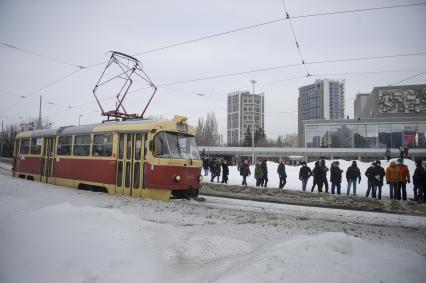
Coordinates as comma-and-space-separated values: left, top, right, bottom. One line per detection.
227, 91, 264, 145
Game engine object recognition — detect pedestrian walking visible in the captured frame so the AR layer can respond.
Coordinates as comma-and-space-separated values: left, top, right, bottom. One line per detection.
202, 158, 210, 176
413, 160, 425, 202
312, 161, 325, 193
370, 160, 385, 199
385, 148, 391, 162
261, 160, 268, 187
221, 160, 229, 184
240, 159, 251, 188
277, 161, 288, 189
365, 162, 375, 198
213, 160, 221, 183
386, 160, 401, 200
320, 160, 329, 193
399, 147, 404, 160
311, 161, 321, 192
397, 159, 410, 201
254, 161, 263, 187
298, 161, 311, 191
403, 146, 409, 159
209, 159, 216, 182
330, 161, 343, 194
346, 161, 361, 196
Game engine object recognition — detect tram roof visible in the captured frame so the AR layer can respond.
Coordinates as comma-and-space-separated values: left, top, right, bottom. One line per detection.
16, 118, 171, 138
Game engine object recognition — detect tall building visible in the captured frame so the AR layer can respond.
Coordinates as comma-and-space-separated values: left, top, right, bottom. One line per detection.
227, 91, 264, 145
298, 79, 345, 146
354, 92, 370, 119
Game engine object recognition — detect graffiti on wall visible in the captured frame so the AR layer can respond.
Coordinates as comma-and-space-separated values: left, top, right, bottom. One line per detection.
377, 88, 426, 113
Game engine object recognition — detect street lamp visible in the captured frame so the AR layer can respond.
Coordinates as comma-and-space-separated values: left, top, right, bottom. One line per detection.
250, 80, 256, 163
78, 114, 84, 126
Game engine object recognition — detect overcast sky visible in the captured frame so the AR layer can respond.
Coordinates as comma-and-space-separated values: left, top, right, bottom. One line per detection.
1, 0, 425, 140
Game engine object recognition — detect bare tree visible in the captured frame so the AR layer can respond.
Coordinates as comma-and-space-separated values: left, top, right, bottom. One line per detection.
195, 112, 220, 146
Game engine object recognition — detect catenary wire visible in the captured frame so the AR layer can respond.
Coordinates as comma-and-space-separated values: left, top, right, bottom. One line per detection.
389, 70, 426, 86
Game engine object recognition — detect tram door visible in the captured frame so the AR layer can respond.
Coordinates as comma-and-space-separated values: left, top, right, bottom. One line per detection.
41, 137, 56, 183
116, 133, 145, 197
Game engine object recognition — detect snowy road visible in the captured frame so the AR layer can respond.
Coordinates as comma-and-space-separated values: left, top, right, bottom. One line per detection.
1, 165, 426, 282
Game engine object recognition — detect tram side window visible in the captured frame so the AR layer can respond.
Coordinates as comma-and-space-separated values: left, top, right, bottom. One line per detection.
19, 138, 30, 154
57, 136, 72, 155
92, 134, 113, 157
153, 132, 171, 158
73, 135, 91, 156
30, 138, 42, 155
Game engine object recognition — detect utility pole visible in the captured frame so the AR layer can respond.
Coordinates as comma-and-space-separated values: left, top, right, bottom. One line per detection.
79, 114, 83, 126
0, 120, 3, 158
38, 95, 42, 129
250, 80, 256, 163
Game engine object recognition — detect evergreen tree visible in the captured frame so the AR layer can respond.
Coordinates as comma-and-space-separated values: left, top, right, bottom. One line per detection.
243, 126, 253, 147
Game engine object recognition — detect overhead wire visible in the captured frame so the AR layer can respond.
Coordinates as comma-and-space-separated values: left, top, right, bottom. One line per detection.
389, 70, 426, 86
280, 0, 309, 76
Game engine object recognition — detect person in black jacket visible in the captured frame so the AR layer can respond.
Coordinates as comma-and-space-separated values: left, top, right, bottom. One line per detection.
312, 161, 325, 193
277, 161, 287, 189
261, 160, 268, 187
213, 160, 221, 183
413, 160, 425, 202
330, 161, 343, 194
209, 159, 216, 182
221, 160, 229, 184
370, 160, 385, 199
298, 161, 311, 191
346, 161, 361, 196
365, 162, 375, 198
202, 158, 210, 176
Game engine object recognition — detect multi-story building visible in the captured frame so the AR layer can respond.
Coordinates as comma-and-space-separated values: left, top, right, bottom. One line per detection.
227, 91, 264, 145
298, 79, 345, 146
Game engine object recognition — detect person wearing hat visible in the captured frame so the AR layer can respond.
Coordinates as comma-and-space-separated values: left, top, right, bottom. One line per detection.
330, 161, 343, 194
365, 162, 375, 198
298, 161, 311, 191
370, 160, 386, 199
398, 158, 410, 201
386, 160, 401, 200
346, 160, 361, 196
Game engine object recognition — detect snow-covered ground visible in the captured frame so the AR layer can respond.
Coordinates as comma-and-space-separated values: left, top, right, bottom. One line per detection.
209, 158, 417, 198
1, 163, 426, 283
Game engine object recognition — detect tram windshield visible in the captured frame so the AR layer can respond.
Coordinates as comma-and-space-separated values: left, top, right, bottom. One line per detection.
153, 132, 201, 160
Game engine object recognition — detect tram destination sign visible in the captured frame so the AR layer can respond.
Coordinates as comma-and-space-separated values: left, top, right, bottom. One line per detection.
176, 123, 188, 133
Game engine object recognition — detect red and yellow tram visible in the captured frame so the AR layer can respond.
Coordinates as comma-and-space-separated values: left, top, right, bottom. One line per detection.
12, 115, 203, 201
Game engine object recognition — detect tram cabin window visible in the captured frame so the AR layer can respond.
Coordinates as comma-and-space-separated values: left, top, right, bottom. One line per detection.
153, 132, 171, 158
19, 138, 30, 154
73, 135, 91, 156
30, 138, 42, 155
92, 134, 113, 157
57, 136, 73, 155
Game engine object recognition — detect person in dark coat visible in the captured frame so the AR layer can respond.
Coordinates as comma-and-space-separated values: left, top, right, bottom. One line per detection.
320, 159, 329, 193
221, 160, 229, 184
385, 148, 391, 162
254, 161, 263, 187
213, 160, 221, 183
277, 161, 287, 189
365, 162, 375, 198
312, 161, 325, 193
240, 159, 251, 188
202, 158, 210, 176
261, 160, 268, 187
399, 147, 404, 160
330, 161, 343, 194
298, 161, 311, 191
412, 160, 424, 202
370, 160, 386, 199
209, 159, 216, 182
346, 161, 361, 196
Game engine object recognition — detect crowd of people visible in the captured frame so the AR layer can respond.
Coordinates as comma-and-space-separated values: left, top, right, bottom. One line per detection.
201, 157, 426, 203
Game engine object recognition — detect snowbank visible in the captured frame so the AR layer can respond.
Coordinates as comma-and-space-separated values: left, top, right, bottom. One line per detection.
1, 201, 425, 283
216, 158, 417, 198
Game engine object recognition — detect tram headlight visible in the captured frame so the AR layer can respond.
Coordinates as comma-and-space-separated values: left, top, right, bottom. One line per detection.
198, 175, 203, 182
175, 175, 181, 182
